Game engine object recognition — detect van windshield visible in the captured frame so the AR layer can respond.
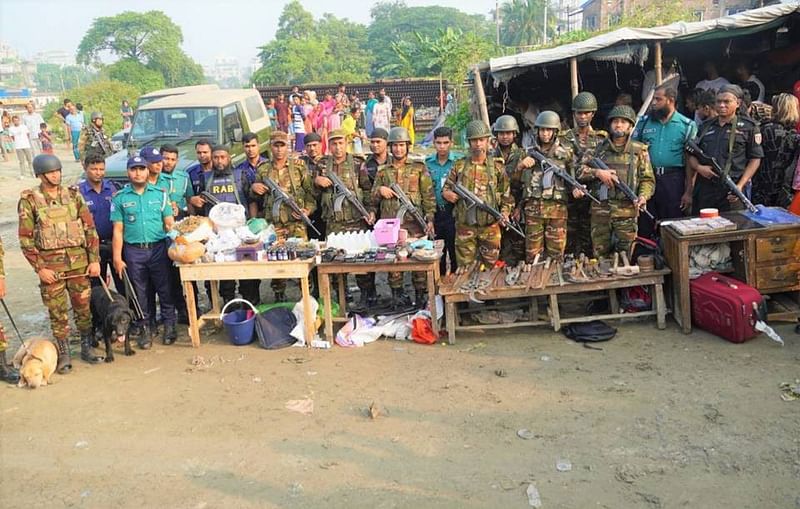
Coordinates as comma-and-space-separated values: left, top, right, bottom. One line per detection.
130, 107, 218, 143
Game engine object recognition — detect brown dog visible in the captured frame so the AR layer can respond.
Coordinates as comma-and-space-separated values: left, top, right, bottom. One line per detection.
12, 338, 58, 389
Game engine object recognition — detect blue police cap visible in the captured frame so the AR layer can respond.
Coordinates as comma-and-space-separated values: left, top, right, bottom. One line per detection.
139, 146, 163, 163
127, 156, 147, 169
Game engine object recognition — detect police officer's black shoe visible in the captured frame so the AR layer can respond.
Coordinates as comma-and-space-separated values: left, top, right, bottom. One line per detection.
56, 339, 72, 374
137, 326, 152, 350
0, 351, 19, 384
80, 332, 104, 364
163, 324, 177, 345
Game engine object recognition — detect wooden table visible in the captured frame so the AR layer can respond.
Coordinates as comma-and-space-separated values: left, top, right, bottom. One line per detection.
317, 258, 440, 343
661, 210, 800, 333
177, 259, 316, 347
440, 269, 670, 344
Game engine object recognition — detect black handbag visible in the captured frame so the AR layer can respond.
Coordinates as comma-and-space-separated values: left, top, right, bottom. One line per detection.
563, 320, 617, 342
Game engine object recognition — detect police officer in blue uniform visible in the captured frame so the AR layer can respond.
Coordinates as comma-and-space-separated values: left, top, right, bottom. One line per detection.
194, 145, 259, 305
111, 156, 177, 348
79, 153, 123, 293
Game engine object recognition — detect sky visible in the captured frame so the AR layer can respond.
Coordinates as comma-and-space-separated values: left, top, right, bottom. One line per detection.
0, 0, 495, 67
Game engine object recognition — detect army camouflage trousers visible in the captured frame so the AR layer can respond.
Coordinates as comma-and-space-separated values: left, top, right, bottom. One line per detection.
39, 267, 91, 340
271, 222, 309, 294
524, 200, 567, 262
327, 219, 375, 292
566, 196, 592, 256
388, 222, 426, 290
590, 207, 637, 258
455, 223, 501, 268
500, 225, 526, 265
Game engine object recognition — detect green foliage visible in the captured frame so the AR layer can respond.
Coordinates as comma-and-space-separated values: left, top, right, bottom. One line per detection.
57, 80, 140, 134
367, 1, 491, 78
252, 1, 372, 85
613, 2, 696, 28
34, 64, 96, 92
104, 59, 165, 94
498, 0, 556, 48
445, 100, 473, 147
76, 10, 203, 88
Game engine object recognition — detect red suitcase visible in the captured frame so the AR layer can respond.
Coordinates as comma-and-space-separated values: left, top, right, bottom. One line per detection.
690, 272, 762, 343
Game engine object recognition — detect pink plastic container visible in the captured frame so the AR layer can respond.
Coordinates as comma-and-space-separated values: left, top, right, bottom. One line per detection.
374, 218, 401, 245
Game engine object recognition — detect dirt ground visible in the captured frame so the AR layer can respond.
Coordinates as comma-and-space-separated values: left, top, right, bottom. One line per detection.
0, 148, 799, 509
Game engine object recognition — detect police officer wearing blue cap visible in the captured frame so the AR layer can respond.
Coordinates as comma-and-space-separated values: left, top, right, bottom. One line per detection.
111, 155, 177, 348
140, 146, 173, 194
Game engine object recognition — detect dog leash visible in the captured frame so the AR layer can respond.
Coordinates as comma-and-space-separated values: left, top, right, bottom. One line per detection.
1, 298, 30, 355
121, 268, 144, 321
96, 275, 114, 302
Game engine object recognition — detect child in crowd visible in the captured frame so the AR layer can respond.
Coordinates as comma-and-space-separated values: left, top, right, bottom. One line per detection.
38, 122, 54, 155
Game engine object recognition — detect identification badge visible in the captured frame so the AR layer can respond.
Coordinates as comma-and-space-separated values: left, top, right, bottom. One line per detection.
127, 214, 136, 223
754, 133, 762, 145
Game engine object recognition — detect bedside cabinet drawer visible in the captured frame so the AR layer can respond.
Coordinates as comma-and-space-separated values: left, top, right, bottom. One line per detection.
755, 235, 798, 263
756, 262, 800, 291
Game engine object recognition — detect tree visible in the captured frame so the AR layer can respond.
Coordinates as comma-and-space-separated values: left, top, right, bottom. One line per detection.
76, 11, 204, 87
368, 1, 491, 78
252, 2, 372, 86
54, 80, 140, 134
34, 64, 96, 92
498, 0, 555, 48
104, 59, 165, 94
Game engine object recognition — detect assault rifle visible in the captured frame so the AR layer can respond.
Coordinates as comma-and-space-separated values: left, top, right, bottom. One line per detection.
93, 128, 113, 156
326, 171, 374, 225
587, 157, 656, 220
262, 175, 321, 237
527, 148, 602, 206
451, 182, 525, 238
684, 140, 758, 214
390, 183, 432, 239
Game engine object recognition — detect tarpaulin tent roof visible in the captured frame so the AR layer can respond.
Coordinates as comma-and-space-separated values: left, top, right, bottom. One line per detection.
486, 3, 800, 85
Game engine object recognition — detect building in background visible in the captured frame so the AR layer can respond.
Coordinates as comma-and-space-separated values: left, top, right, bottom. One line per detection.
33, 50, 73, 67
581, 0, 763, 31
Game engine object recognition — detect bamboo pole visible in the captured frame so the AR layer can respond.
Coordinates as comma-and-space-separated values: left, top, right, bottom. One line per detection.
473, 65, 490, 126
654, 42, 663, 86
570, 57, 578, 99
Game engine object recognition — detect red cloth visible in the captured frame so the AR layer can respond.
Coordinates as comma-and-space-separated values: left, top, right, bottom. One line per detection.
789, 192, 800, 216
411, 317, 437, 344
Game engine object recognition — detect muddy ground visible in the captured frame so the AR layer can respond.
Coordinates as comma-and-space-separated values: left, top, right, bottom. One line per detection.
0, 148, 798, 509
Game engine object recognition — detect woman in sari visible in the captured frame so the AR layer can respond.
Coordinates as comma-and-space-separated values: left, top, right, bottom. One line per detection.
399, 96, 415, 146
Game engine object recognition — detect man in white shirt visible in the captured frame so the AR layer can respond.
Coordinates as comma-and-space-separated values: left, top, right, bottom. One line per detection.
8, 115, 32, 178
695, 61, 730, 93
372, 95, 392, 131
735, 61, 765, 103
21, 102, 44, 155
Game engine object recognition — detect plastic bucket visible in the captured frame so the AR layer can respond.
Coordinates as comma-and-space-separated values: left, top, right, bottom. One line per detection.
221, 299, 257, 346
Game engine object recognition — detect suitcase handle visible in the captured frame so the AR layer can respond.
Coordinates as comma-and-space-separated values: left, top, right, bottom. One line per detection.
711, 276, 738, 290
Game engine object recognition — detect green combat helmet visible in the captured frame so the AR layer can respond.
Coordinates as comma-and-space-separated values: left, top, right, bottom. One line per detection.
33, 154, 62, 176
572, 92, 598, 112
493, 114, 519, 133
607, 105, 637, 124
534, 110, 561, 131
465, 120, 492, 140
387, 126, 411, 144
90, 111, 103, 121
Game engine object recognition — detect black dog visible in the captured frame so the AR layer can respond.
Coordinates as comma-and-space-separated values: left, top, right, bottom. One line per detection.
90, 286, 134, 362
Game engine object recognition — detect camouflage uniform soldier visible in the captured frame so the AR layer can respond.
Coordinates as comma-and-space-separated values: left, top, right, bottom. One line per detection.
313, 129, 376, 305
78, 112, 112, 163
372, 126, 436, 308
560, 92, 608, 256
18, 155, 102, 374
518, 111, 578, 261
0, 238, 20, 383
443, 120, 515, 268
250, 131, 316, 302
491, 114, 527, 264
578, 106, 655, 258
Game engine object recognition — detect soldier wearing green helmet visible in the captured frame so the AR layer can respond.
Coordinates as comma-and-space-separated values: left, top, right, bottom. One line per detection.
443, 120, 515, 267
491, 114, 527, 264
372, 126, 436, 309
518, 111, 579, 261
78, 111, 112, 163
560, 91, 608, 256
578, 105, 655, 257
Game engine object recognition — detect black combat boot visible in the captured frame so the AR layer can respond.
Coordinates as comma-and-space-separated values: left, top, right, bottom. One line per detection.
163, 323, 177, 345
80, 331, 104, 363
415, 289, 429, 311
137, 325, 152, 350
367, 288, 379, 307
392, 287, 413, 311
56, 339, 72, 374
0, 350, 19, 384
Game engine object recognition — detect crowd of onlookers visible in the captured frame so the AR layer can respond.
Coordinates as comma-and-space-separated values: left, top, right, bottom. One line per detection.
0, 101, 53, 178
264, 83, 419, 154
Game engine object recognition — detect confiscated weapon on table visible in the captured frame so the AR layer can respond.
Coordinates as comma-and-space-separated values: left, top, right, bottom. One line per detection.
326, 171, 374, 224
451, 182, 525, 238
684, 140, 759, 214
390, 183, 431, 239
527, 149, 602, 206
588, 157, 656, 221
262, 175, 321, 237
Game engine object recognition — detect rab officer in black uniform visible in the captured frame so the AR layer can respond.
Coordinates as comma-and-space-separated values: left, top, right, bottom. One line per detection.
687, 84, 764, 214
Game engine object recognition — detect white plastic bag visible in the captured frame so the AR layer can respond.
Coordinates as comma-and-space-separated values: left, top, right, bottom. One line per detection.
208, 202, 246, 231
290, 299, 319, 347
